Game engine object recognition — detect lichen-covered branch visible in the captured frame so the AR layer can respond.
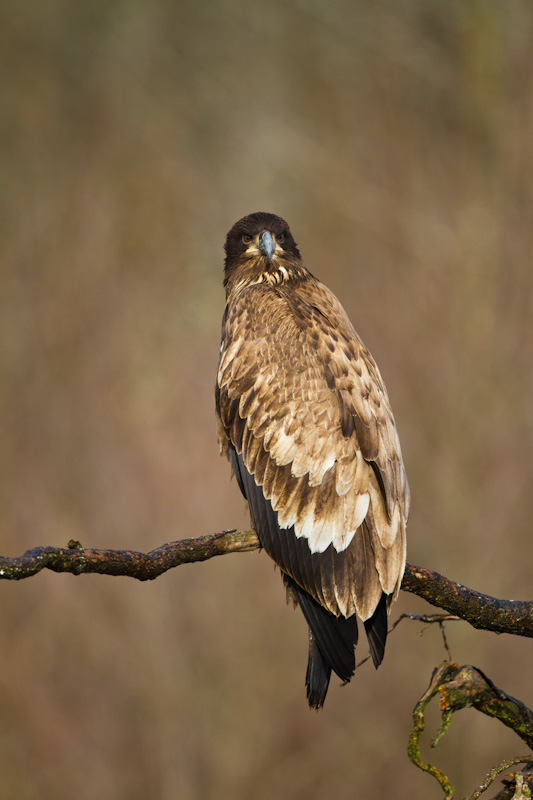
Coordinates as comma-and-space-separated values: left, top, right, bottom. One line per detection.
440, 665, 533, 750
488, 761, 533, 800
468, 757, 533, 800
408, 660, 533, 799
408, 661, 457, 799
1, 530, 532, 642
400, 565, 533, 638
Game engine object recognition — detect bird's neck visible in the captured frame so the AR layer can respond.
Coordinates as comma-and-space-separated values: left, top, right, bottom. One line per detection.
224, 256, 309, 296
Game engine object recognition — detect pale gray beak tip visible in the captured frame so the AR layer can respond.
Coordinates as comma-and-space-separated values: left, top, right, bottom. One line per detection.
259, 230, 275, 260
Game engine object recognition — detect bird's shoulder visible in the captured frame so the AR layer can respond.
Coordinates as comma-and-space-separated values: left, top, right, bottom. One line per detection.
218, 276, 391, 440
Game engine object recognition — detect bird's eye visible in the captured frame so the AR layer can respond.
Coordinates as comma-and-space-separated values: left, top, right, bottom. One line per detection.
277, 234, 285, 243
242, 234, 252, 244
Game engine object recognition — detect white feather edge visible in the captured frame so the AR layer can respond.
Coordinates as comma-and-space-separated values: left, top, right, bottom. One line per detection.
275, 489, 370, 554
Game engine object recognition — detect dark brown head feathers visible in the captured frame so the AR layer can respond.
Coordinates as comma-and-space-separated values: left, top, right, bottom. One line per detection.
224, 212, 301, 266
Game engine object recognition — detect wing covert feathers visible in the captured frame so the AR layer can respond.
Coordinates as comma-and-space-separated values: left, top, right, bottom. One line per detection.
217, 219, 409, 706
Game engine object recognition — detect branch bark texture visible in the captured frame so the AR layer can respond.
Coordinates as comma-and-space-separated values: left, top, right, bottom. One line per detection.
408, 660, 533, 799
1, 529, 532, 640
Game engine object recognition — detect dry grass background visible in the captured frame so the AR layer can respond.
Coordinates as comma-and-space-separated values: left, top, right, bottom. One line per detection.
1, 2, 532, 798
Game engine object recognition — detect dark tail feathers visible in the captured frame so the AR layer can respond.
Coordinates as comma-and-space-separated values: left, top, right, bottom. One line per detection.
363, 592, 388, 668
285, 576, 357, 708
287, 576, 389, 707
306, 633, 332, 709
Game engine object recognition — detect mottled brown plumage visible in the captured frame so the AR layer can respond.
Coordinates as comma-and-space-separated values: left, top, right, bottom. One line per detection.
216, 212, 409, 708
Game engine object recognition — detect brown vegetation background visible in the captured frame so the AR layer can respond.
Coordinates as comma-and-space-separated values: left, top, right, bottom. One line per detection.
1, 2, 532, 798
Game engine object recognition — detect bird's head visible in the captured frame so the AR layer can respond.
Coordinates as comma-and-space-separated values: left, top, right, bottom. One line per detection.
223, 212, 304, 293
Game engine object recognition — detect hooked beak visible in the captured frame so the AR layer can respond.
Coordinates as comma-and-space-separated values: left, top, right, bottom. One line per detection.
258, 230, 275, 260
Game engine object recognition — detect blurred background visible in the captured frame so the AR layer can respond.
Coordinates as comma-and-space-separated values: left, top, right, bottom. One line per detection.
1, 1, 532, 798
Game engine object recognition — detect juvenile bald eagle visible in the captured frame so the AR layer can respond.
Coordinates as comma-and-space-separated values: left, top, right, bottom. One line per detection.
216, 212, 409, 708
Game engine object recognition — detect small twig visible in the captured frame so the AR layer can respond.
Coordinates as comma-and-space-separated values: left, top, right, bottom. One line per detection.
357, 613, 459, 669
489, 761, 533, 800
390, 613, 462, 632
391, 612, 460, 652
440, 620, 454, 661
355, 652, 371, 669
388, 612, 460, 662
465, 755, 533, 800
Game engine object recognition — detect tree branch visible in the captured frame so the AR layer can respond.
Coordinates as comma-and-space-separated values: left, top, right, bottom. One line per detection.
3, 529, 533, 797
0, 530, 260, 580
439, 665, 533, 750
408, 660, 533, 799
466, 756, 532, 800
489, 761, 533, 800
1, 529, 532, 641
401, 564, 533, 638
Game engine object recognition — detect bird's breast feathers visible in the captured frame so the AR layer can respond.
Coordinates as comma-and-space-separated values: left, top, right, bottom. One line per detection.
217, 278, 409, 561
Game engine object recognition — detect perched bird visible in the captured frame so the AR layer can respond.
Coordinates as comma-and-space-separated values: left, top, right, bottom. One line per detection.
216, 212, 409, 708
